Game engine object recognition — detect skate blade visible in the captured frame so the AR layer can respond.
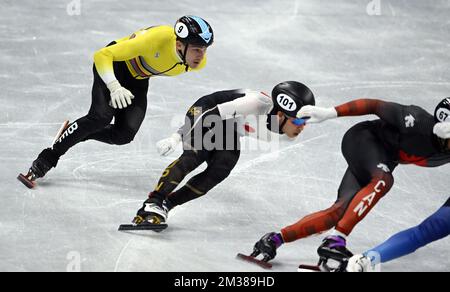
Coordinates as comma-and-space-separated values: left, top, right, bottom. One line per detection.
118, 223, 168, 232
52, 120, 70, 145
297, 264, 323, 272
17, 174, 36, 189
298, 257, 342, 272
236, 253, 272, 270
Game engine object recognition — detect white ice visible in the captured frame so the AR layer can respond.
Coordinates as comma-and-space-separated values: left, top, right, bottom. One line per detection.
0, 0, 449, 272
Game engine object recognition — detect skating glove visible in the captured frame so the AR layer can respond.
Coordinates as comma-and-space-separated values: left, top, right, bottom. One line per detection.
156, 133, 182, 156
107, 80, 135, 109
297, 105, 338, 124
346, 254, 374, 272
433, 122, 450, 139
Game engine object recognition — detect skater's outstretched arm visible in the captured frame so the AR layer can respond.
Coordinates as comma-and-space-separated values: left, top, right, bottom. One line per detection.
367, 198, 450, 264
298, 99, 436, 134
347, 198, 450, 272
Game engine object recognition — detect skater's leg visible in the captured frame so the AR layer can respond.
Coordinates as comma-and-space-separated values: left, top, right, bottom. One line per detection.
334, 123, 396, 236
315, 123, 395, 263
132, 150, 207, 224
281, 122, 397, 242
51, 65, 115, 157
281, 168, 362, 242
166, 149, 241, 208
84, 64, 149, 145
21, 65, 115, 184
151, 150, 208, 200
365, 198, 450, 263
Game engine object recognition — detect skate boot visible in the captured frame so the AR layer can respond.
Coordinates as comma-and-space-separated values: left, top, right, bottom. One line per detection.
17, 148, 60, 189
17, 121, 69, 189
316, 235, 354, 272
251, 232, 284, 262
132, 192, 169, 225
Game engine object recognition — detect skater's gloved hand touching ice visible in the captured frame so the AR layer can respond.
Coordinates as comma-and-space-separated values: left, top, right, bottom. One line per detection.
433, 122, 450, 139
156, 133, 182, 156
297, 105, 337, 124
107, 80, 135, 109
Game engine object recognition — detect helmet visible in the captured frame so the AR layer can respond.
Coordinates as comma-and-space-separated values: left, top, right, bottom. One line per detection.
271, 81, 315, 118
435, 97, 450, 123
174, 16, 214, 47
267, 81, 315, 134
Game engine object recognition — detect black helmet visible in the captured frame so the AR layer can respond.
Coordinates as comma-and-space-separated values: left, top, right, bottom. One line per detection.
175, 16, 214, 47
271, 81, 315, 118
267, 81, 315, 134
435, 97, 450, 123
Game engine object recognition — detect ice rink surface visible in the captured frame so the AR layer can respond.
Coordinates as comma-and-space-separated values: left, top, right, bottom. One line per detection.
1, 0, 449, 272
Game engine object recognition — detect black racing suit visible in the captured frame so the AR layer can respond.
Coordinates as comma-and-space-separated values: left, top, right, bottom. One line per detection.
37, 42, 149, 168
151, 90, 247, 208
